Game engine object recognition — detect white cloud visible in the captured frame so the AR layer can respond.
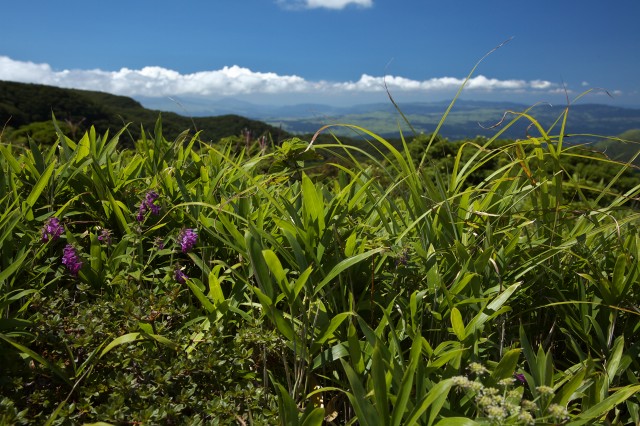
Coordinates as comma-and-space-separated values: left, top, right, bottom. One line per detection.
0, 55, 560, 100
305, 0, 372, 9
277, 0, 372, 10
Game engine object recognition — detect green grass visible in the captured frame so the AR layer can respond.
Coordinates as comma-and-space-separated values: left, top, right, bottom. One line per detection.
1, 77, 640, 424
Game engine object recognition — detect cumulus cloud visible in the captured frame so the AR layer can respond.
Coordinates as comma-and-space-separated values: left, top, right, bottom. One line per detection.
277, 0, 372, 10
0, 55, 559, 100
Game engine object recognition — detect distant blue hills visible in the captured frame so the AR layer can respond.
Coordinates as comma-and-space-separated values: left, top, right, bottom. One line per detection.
137, 96, 640, 141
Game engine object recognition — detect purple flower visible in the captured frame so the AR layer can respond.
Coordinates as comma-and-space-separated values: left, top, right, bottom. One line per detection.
178, 228, 198, 253
174, 267, 188, 284
136, 191, 161, 222
154, 237, 165, 250
97, 228, 112, 245
514, 373, 526, 384
41, 217, 64, 242
61, 244, 83, 276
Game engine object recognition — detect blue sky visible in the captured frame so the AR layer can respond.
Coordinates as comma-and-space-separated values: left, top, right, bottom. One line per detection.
1, 0, 639, 108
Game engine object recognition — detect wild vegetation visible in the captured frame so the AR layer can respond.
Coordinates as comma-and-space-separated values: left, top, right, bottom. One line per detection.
1, 73, 640, 425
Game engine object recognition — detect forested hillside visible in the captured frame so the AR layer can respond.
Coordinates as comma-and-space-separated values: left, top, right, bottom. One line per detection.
0, 80, 288, 145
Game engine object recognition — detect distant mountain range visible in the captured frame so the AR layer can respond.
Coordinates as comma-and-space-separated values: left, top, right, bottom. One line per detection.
3, 80, 640, 146
138, 96, 640, 141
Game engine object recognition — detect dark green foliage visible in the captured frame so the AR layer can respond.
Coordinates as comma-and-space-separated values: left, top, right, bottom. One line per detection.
0, 80, 288, 146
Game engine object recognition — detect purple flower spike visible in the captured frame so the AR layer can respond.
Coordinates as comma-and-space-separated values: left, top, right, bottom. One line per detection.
178, 228, 198, 253
174, 267, 188, 284
514, 373, 526, 384
136, 191, 161, 222
41, 217, 64, 242
61, 244, 83, 276
154, 237, 165, 250
97, 229, 112, 246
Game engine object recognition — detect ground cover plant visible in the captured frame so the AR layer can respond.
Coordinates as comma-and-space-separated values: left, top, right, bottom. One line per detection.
1, 69, 640, 424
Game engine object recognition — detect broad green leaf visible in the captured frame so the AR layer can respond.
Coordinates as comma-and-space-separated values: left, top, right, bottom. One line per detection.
312, 312, 352, 349
273, 382, 300, 426
262, 249, 290, 299
404, 378, 454, 425
606, 336, 624, 385
185, 278, 216, 314
75, 132, 91, 163
344, 232, 357, 257
434, 419, 481, 426
341, 360, 379, 426
23, 160, 56, 219
450, 307, 466, 341
611, 254, 627, 300
90, 232, 102, 273
313, 247, 385, 296
207, 268, 226, 304
464, 282, 520, 337
246, 230, 275, 299
253, 287, 295, 342
0, 250, 29, 283
100, 333, 141, 358
348, 322, 365, 374
301, 172, 325, 234
570, 384, 640, 425
0, 333, 70, 385
148, 333, 179, 350
105, 188, 130, 234
391, 336, 422, 426
490, 348, 521, 382
371, 342, 390, 424
292, 266, 313, 300
300, 407, 325, 426
555, 365, 587, 407
311, 342, 350, 370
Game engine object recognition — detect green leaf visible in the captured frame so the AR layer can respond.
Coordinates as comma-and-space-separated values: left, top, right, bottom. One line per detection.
148, 333, 179, 350
391, 336, 422, 426
0, 250, 29, 284
434, 419, 481, 426
207, 268, 226, 305
273, 381, 300, 426
23, 160, 56, 219
490, 348, 521, 382
554, 365, 587, 407
570, 385, 640, 425
611, 254, 627, 300
246, 230, 275, 299
292, 266, 313, 300
105, 188, 131, 234
450, 307, 466, 341
185, 278, 216, 314
300, 407, 325, 426
606, 336, 624, 385
302, 173, 325, 234
464, 282, 520, 337
262, 249, 290, 299
89, 232, 102, 273
0, 333, 70, 385
371, 342, 390, 424
404, 378, 454, 425
312, 312, 352, 349
341, 360, 379, 426
100, 332, 141, 358
313, 247, 385, 296
253, 287, 295, 342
